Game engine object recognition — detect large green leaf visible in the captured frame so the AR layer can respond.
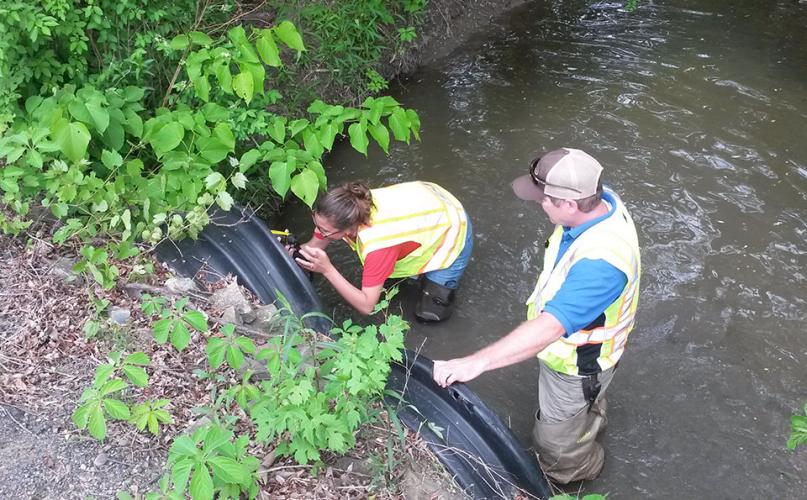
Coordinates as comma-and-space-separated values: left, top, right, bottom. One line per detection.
192, 75, 211, 102
388, 108, 410, 143
169, 34, 189, 50
171, 458, 194, 491
150, 122, 185, 157
367, 99, 385, 126
273, 21, 305, 52
232, 72, 254, 103
212, 61, 232, 94
72, 403, 91, 429
122, 365, 149, 387
289, 119, 309, 138
246, 62, 265, 96
368, 122, 390, 154
348, 122, 368, 156
238, 149, 261, 172
102, 121, 125, 151
302, 129, 323, 158
170, 436, 200, 459
256, 31, 281, 67
406, 109, 421, 140
213, 123, 235, 150
268, 161, 293, 198
103, 398, 131, 420
290, 169, 319, 208
152, 318, 172, 344
268, 117, 286, 144
123, 108, 143, 138
189, 463, 214, 500
206, 338, 226, 369
101, 149, 123, 169
123, 86, 144, 102
189, 31, 213, 46
208, 456, 248, 484
51, 119, 91, 163
307, 161, 327, 190
88, 406, 107, 440
171, 321, 191, 351
196, 136, 229, 163
317, 123, 338, 151
85, 98, 110, 133
226, 345, 245, 370
124, 352, 150, 365
183, 310, 208, 331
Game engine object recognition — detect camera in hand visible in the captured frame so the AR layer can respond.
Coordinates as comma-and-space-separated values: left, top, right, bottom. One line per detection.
286, 235, 310, 263
290, 242, 309, 263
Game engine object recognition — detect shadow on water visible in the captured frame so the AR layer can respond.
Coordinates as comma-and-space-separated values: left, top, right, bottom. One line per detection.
280, 0, 807, 496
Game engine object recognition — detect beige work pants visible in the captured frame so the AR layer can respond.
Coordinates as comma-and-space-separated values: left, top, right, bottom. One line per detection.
532, 361, 615, 484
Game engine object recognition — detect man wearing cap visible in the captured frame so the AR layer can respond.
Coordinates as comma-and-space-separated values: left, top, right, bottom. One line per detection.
432, 148, 641, 483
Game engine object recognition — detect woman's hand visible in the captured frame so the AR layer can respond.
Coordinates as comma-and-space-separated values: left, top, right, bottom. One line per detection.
296, 245, 335, 275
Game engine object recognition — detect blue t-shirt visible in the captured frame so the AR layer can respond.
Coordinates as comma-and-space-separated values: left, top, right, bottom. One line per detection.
542, 190, 628, 336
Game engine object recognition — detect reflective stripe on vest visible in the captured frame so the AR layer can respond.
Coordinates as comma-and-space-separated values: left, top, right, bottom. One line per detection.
347, 182, 468, 278
526, 189, 641, 376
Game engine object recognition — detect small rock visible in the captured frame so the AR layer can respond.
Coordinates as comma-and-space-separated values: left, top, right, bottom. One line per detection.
165, 276, 197, 294
253, 304, 279, 331
108, 307, 131, 325
241, 308, 256, 324
333, 456, 373, 477
210, 281, 253, 316
93, 452, 108, 467
47, 256, 84, 285
220, 305, 240, 325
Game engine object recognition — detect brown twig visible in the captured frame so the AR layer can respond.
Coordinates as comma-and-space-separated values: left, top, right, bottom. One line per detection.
1, 404, 35, 435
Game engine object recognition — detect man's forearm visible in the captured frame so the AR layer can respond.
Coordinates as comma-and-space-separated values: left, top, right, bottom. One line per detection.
471, 313, 566, 372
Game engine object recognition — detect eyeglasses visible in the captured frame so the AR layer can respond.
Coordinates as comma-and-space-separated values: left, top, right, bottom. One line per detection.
311, 213, 343, 239
529, 157, 583, 193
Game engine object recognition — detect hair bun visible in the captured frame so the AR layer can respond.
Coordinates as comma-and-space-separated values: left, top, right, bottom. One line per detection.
347, 181, 371, 201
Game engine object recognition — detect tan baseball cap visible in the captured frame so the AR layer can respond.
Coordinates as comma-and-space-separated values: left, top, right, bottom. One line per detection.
511, 148, 603, 201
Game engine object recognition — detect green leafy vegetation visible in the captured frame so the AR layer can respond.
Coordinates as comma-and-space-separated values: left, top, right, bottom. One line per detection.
73, 349, 162, 440
167, 424, 260, 500
787, 402, 807, 451
1, 2, 423, 295
141, 294, 208, 351
72, 289, 409, 498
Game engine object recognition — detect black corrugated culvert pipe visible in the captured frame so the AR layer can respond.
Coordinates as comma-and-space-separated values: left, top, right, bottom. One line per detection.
155, 207, 551, 499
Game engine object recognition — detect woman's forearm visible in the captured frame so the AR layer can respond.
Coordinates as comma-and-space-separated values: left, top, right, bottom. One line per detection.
323, 269, 378, 315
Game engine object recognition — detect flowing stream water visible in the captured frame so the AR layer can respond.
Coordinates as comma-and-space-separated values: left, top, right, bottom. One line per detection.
281, 0, 807, 496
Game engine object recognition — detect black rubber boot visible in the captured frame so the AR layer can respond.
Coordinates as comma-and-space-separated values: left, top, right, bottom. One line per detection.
415, 279, 456, 322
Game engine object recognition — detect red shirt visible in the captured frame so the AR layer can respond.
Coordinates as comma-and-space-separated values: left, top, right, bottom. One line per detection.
312, 230, 420, 288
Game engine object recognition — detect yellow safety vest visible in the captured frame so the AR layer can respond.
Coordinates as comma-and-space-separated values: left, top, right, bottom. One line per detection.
346, 181, 468, 278
526, 189, 641, 376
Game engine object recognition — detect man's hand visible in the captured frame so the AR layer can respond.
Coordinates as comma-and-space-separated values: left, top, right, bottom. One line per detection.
296, 245, 335, 275
432, 356, 487, 388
